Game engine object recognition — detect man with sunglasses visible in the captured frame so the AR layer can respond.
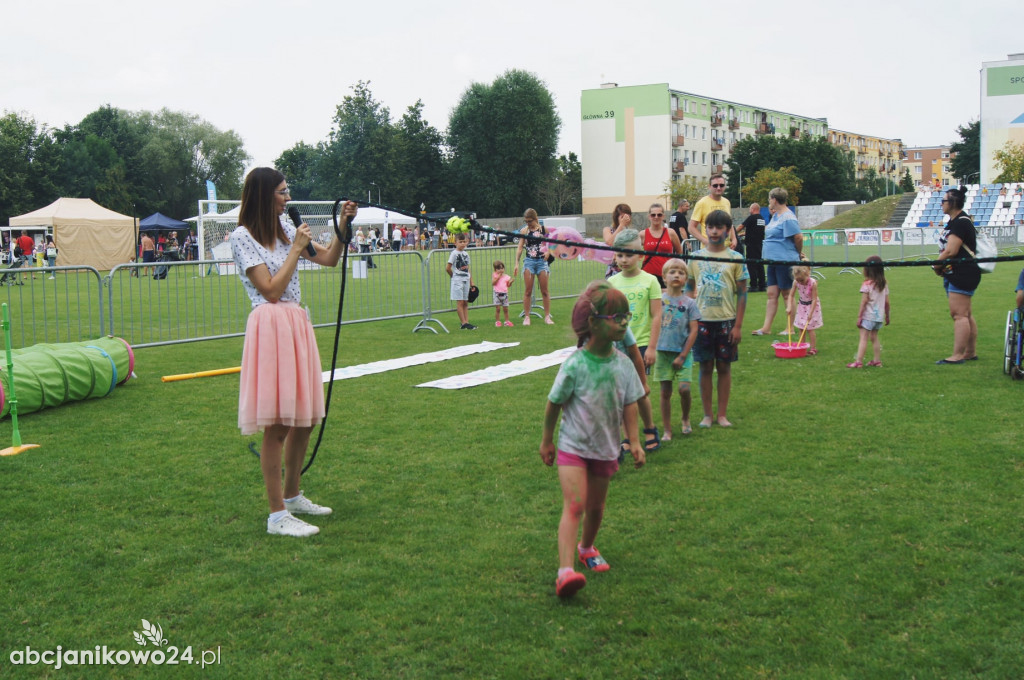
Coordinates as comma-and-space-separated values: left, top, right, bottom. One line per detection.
688, 174, 739, 250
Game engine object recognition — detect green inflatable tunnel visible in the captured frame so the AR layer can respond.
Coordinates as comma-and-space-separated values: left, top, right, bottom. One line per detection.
0, 337, 134, 418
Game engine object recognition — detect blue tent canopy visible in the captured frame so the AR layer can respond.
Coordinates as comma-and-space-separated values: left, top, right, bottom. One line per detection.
139, 212, 189, 231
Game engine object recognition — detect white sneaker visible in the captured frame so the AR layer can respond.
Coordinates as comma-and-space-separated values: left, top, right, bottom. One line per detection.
284, 492, 332, 516
267, 512, 319, 537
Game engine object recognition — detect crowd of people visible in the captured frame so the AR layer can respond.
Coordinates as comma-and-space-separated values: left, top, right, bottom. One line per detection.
225, 166, 1016, 602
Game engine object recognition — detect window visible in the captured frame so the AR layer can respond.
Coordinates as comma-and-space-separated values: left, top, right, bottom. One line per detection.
702, 152, 707, 165
671, 96, 679, 111
914, 166, 921, 175
712, 153, 719, 165
914, 152, 922, 160
702, 127, 706, 140
941, 151, 950, 159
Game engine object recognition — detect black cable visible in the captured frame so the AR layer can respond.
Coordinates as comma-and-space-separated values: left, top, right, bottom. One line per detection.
249, 200, 353, 475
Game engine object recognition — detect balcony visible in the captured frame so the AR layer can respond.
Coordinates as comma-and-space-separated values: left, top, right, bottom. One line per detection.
710, 117, 722, 128
671, 108, 685, 120
672, 135, 685, 146
757, 123, 775, 135
790, 127, 800, 139
712, 164, 724, 174
674, 160, 686, 172
728, 118, 739, 130
711, 139, 723, 151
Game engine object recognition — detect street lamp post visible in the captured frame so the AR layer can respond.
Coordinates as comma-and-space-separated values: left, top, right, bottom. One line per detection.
370, 182, 381, 205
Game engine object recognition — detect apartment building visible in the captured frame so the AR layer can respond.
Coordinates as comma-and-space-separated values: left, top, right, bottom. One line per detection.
902, 145, 954, 189
581, 83, 828, 213
581, 82, 903, 213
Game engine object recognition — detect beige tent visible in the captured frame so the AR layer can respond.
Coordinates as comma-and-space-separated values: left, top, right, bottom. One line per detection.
8, 198, 136, 271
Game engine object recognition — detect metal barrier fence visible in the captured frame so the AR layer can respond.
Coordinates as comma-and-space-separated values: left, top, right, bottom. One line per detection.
2, 226, 1023, 349
0, 265, 104, 349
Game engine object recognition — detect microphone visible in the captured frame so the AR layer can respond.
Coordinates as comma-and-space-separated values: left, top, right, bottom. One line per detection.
287, 206, 317, 257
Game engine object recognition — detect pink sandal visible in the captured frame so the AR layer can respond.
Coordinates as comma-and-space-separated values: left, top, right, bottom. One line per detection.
846, 361, 863, 368
866, 360, 882, 367
807, 348, 818, 355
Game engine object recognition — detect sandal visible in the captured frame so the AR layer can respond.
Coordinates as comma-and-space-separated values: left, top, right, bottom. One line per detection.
578, 545, 611, 572
807, 348, 817, 355
866, 360, 882, 367
643, 427, 660, 453
846, 361, 863, 368
750, 329, 766, 336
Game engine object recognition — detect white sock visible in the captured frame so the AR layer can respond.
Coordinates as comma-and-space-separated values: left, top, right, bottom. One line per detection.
268, 510, 289, 523
284, 493, 301, 503
558, 567, 574, 578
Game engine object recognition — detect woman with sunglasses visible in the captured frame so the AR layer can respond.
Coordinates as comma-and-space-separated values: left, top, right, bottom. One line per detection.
602, 203, 633, 278
932, 185, 980, 364
640, 203, 682, 288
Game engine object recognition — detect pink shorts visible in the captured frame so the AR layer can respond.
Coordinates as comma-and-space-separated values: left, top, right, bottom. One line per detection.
557, 450, 619, 478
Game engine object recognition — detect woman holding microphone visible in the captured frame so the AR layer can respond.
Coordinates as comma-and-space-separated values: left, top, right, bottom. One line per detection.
230, 167, 357, 537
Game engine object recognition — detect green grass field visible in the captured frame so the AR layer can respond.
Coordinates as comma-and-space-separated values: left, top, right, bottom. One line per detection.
1, 258, 1022, 678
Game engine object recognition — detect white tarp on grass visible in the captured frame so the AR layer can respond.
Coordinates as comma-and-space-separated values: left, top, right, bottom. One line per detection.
416, 346, 575, 389
322, 341, 518, 383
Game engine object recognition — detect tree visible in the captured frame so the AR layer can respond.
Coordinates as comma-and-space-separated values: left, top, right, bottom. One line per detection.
133, 109, 248, 217
393, 100, 449, 211
663, 176, 708, 207
0, 112, 60, 224
275, 142, 321, 201
993, 141, 1024, 183
538, 152, 582, 215
899, 169, 915, 192
740, 166, 803, 206
726, 135, 854, 205
448, 69, 560, 216
949, 120, 980, 183
55, 106, 247, 217
317, 81, 397, 205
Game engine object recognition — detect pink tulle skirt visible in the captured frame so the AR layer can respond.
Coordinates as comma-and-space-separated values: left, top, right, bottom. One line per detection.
238, 302, 324, 435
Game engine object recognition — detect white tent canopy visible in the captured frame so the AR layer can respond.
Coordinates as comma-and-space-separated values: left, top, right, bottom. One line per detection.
8, 198, 135, 270
349, 206, 417, 226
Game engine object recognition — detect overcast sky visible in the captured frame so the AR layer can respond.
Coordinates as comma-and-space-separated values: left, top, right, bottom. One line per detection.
3, 0, 1020, 180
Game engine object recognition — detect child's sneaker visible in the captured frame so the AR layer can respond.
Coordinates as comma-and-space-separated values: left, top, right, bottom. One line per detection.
267, 512, 319, 537
555, 570, 586, 597
503, 321, 513, 327
284, 492, 332, 515
544, 315, 555, 325
577, 545, 611, 572
495, 321, 502, 327
460, 323, 477, 330
523, 317, 531, 326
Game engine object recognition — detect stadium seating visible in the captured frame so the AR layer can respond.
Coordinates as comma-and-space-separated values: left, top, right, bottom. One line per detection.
901, 183, 1024, 229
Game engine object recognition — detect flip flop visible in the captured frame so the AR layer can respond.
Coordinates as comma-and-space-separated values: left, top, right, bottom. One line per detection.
750, 329, 766, 336
681, 424, 692, 435
935, 358, 965, 365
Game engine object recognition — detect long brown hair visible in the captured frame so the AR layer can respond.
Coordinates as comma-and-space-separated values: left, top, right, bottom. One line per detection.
863, 255, 887, 291
611, 203, 632, 227
238, 167, 289, 248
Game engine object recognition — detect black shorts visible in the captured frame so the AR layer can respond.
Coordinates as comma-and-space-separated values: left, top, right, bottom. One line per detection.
693, 320, 738, 363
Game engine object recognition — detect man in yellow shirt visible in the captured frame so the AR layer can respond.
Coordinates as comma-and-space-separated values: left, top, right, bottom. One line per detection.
688, 174, 738, 249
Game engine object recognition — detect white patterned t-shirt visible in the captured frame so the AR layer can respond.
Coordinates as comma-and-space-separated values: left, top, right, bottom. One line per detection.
230, 217, 302, 308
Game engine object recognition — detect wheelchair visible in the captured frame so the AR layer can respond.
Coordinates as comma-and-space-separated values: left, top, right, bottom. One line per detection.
1004, 306, 1024, 379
